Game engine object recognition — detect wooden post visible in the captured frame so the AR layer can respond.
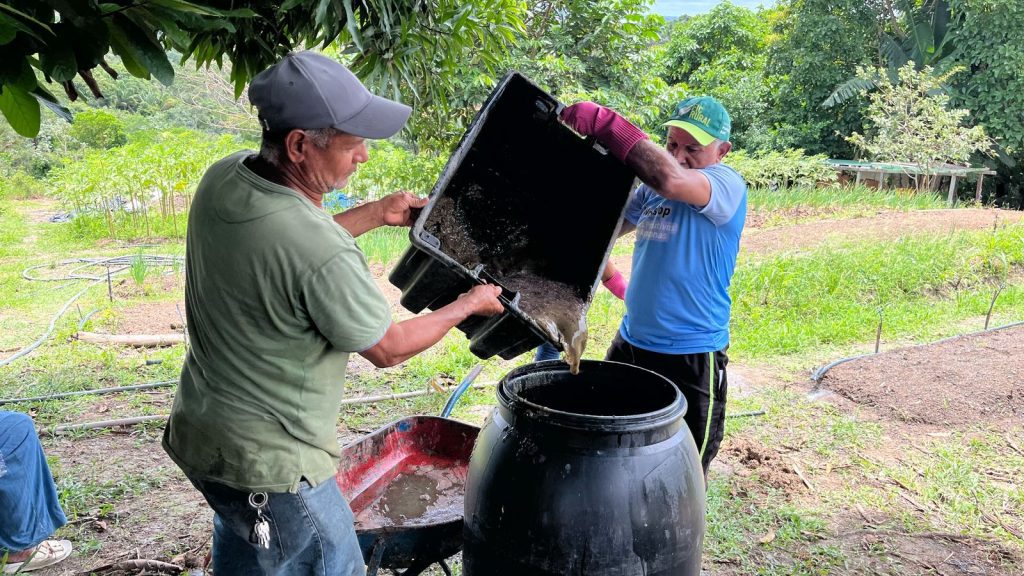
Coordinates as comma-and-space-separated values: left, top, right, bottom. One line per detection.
877, 171, 884, 190
855, 170, 862, 185
947, 175, 959, 206
975, 174, 985, 203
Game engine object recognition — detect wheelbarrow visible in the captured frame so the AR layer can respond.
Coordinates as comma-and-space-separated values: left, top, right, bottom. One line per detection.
336, 366, 484, 576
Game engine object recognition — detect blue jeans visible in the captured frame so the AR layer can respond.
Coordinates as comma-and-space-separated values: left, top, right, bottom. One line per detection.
534, 342, 561, 362
0, 411, 67, 552
190, 476, 364, 576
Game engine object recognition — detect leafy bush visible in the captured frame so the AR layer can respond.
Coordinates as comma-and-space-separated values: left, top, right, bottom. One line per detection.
0, 170, 47, 200
334, 142, 446, 202
726, 148, 838, 189
764, 0, 879, 157
70, 109, 128, 149
846, 64, 990, 171
0, 115, 80, 178
47, 129, 247, 240
662, 1, 769, 85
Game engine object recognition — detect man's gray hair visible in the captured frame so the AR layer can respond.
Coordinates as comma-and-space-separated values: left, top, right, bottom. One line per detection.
259, 127, 340, 166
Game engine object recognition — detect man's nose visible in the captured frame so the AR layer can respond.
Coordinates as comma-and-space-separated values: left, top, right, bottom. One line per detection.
355, 142, 369, 163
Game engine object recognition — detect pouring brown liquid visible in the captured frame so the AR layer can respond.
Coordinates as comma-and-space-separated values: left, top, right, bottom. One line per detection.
499, 273, 588, 375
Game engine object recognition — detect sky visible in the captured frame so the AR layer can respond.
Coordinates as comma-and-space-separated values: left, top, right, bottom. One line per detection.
651, 0, 774, 17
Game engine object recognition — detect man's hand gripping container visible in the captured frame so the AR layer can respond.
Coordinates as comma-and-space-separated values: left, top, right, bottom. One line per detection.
388, 73, 637, 360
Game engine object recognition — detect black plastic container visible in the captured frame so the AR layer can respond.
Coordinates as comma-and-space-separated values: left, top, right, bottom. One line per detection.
388, 72, 637, 360
463, 360, 706, 575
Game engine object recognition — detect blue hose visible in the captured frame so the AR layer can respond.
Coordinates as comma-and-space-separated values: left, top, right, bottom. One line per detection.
440, 364, 484, 418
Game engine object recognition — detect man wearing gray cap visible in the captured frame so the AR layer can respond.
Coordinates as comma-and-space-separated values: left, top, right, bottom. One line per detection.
162, 51, 503, 575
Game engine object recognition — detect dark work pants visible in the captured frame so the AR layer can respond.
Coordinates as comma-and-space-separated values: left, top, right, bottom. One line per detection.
606, 333, 728, 476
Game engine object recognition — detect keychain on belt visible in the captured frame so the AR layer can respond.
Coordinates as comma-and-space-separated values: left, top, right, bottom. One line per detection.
248, 492, 271, 549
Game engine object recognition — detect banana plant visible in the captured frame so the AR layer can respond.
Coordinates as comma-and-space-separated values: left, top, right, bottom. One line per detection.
823, 0, 956, 108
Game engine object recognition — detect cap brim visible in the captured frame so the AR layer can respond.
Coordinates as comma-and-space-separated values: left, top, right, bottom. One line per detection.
333, 94, 412, 139
663, 120, 716, 146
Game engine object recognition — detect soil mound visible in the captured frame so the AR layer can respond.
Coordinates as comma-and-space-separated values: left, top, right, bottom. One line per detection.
822, 325, 1024, 426
723, 437, 803, 492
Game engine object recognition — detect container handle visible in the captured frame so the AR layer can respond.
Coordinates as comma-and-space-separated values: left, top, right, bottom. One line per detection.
440, 364, 484, 418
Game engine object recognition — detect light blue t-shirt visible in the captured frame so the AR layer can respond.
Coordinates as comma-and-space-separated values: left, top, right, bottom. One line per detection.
620, 162, 747, 354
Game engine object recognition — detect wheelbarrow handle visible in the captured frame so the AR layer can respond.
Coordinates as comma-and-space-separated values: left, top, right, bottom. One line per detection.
440, 364, 484, 418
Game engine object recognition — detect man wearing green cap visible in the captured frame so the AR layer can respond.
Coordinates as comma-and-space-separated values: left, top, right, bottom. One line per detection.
561, 96, 747, 478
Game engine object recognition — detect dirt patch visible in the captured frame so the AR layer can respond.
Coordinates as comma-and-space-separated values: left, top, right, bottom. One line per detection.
821, 515, 1023, 576
745, 205, 848, 229
106, 301, 186, 335
721, 437, 804, 492
821, 325, 1024, 426
41, 432, 211, 576
741, 208, 1024, 257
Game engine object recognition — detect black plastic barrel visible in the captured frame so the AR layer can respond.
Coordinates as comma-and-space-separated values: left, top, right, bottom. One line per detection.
463, 360, 705, 575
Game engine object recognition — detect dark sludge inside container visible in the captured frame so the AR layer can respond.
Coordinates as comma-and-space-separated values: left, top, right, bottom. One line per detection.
388, 73, 636, 361
506, 361, 681, 418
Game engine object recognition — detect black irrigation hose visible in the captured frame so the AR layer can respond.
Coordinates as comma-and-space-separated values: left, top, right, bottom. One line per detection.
0, 380, 176, 406
810, 319, 1024, 383
0, 254, 185, 367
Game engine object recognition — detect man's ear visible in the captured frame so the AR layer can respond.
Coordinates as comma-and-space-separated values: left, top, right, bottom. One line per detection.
284, 129, 308, 163
718, 141, 733, 160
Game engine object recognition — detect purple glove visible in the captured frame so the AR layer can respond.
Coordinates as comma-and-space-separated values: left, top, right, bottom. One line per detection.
560, 101, 649, 162
602, 271, 627, 300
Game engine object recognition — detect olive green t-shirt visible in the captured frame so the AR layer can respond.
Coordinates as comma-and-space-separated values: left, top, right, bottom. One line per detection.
162, 151, 391, 493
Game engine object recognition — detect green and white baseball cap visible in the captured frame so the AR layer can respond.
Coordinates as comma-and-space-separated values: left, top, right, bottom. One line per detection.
664, 96, 732, 145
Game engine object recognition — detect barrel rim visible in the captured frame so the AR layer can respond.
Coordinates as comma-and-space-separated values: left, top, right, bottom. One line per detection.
496, 360, 685, 430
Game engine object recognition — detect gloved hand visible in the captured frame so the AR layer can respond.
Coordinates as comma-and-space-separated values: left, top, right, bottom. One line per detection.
602, 271, 627, 300
560, 102, 649, 162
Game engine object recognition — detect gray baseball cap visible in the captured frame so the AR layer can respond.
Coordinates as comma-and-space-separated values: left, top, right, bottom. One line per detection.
248, 51, 411, 139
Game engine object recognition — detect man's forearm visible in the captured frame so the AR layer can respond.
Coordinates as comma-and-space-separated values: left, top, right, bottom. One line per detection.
333, 201, 383, 237
360, 299, 477, 367
626, 140, 711, 207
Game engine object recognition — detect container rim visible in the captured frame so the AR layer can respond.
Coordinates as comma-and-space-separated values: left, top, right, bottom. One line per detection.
496, 359, 685, 431
404, 71, 631, 352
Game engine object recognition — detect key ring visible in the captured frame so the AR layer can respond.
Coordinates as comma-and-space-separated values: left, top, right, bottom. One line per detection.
248, 492, 268, 509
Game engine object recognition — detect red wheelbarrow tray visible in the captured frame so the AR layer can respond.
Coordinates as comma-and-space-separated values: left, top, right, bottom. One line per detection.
335, 415, 479, 573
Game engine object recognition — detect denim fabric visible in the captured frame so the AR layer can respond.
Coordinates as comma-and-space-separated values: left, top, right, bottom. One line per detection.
0, 411, 67, 552
534, 342, 561, 362
190, 477, 364, 576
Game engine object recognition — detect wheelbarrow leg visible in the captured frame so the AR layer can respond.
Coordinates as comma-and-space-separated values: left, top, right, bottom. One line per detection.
366, 540, 386, 576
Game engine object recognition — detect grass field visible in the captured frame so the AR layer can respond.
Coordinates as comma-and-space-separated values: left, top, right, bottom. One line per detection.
1, 186, 1021, 575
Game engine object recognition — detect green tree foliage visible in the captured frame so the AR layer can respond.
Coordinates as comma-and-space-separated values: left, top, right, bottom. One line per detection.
93, 56, 259, 137
846, 63, 990, 190
949, 0, 1024, 158
659, 2, 776, 151
824, 0, 957, 108
521, 0, 671, 132
0, 0, 524, 137
69, 109, 127, 149
402, 0, 671, 152
947, 0, 1024, 207
47, 129, 246, 239
765, 0, 882, 157
662, 1, 768, 85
